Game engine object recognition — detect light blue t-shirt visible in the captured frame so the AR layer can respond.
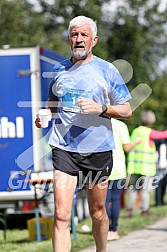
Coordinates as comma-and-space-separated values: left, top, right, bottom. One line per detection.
48, 56, 131, 153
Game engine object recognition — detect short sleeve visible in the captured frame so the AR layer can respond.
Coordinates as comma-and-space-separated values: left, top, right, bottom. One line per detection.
108, 65, 131, 105
48, 79, 58, 101
119, 122, 131, 144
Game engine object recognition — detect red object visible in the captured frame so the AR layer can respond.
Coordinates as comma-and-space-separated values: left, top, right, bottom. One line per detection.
120, 188, 125, 208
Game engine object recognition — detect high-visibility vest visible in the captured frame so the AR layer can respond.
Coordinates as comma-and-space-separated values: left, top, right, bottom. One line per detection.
127, 126, 156, 176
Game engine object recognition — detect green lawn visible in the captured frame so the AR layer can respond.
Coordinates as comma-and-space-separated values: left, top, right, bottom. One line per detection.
0, 193, 167, 252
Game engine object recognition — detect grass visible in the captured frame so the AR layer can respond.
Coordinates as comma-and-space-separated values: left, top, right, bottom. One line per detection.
0, 193, 167, 252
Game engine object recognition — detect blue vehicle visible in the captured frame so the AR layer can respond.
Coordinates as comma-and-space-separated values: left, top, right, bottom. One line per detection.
0, 46, 66, 203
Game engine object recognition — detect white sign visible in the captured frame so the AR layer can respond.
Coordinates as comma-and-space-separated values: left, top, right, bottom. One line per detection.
0, 117, 24, 138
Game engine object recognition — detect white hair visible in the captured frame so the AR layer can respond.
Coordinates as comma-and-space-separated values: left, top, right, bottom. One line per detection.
140, 110, 156, 126
68, 16, 97, 39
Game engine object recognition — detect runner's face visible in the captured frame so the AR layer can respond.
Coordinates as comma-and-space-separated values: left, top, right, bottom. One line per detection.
69, 24, 98, 61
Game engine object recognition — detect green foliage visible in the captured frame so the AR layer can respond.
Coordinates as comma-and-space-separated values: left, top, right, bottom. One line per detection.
102, 0, 167, 129
0, 0, 46, 46
0, 0, 166, 130
0, 199, 167, 252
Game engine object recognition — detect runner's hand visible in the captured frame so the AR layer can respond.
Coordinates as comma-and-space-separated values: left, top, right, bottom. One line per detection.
77, 97, 102, 114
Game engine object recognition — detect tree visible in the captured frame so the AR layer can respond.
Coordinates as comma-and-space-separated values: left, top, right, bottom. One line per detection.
103, 0, 166, 81
0, 0, 166, 129
0, 0, 46, 47
102, 0, 167, 129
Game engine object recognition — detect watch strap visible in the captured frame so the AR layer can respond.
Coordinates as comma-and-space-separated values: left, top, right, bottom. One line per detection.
99, 105, 108, 118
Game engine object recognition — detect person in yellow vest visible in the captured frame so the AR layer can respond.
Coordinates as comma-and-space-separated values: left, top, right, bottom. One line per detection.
106, 119, 141, 241
126, 110, 167, 217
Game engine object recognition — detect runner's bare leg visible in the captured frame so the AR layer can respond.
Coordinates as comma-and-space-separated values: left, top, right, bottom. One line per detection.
88, 180, 109, 252
52, 170, 77, 252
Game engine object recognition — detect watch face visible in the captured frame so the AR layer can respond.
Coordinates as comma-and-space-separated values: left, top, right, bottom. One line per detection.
99, 105, 110, 118
102, 105, 107, 112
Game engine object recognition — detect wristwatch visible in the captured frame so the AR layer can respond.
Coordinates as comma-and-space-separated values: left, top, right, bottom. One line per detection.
99, 104, 108, 118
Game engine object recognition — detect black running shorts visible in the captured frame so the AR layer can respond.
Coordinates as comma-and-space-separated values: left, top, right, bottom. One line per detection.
51, 147, 113, 187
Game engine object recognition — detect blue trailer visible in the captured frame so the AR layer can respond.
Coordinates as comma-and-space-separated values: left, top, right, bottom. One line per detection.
0, 46, 66, 203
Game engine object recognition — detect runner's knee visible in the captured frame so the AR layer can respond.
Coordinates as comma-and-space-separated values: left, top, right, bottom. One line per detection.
55, 208, 71, 223
90, 206, 106, 221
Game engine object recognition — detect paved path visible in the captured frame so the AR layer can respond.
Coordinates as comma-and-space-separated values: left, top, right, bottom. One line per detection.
80, 216, 167, 252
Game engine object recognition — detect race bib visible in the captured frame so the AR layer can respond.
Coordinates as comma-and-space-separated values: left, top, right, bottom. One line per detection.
62, 89, 93, 113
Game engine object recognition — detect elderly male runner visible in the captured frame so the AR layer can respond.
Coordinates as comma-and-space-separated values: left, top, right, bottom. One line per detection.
35, 16, 132, 252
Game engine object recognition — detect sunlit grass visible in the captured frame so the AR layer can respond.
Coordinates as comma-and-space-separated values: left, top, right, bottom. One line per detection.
0, 192, 167, 252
